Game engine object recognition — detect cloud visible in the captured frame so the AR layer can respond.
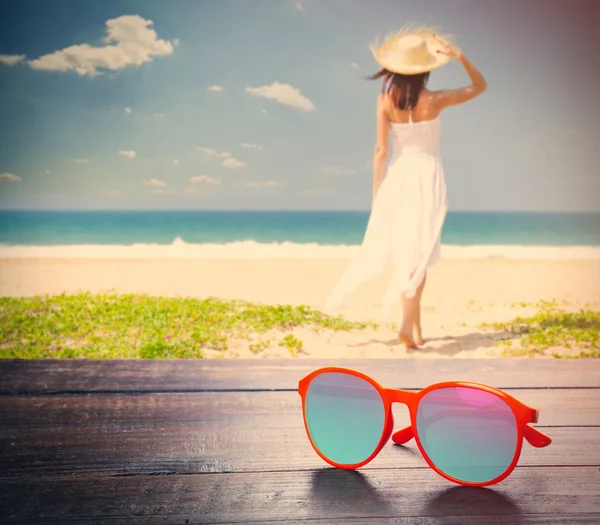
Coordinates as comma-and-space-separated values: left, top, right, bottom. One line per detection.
153, 113, 163, 118
198, 147, 244, 166
125, 107, 132, 114
97, 190, 120, 196
291, 0, 304, 11
320, 166, 355, 176
27, 15, 176, 77
245, 82, 315, 112
118, 150, 136, 159
143, 178, 167, 188
208, 84, 224, 92
0, 172, 21, 182
197, 147, 217, 156
74, 158, 90, 164
240, 142, 263, 151
222, 157, 246, 168
190, 175, 221, 185
45, 169, 51, 174
245, 180, 282, 188
260, 108, 268, 114
0, 54, 25, 66
350, 62, 360, 69
173, 159, 180, 164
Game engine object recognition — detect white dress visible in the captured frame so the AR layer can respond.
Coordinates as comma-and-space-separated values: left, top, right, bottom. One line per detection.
323, 111, 448, 326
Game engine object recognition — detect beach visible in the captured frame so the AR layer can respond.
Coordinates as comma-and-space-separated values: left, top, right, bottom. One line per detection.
2, 257, 598, 359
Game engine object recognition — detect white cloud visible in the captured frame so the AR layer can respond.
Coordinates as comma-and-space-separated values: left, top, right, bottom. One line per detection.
198, 147, 244, 166
240, 142, 263, 151
45, 169, 51, 174
245, 82, 315, 112
27, 15, 176, 77
222, 157, 246, 168
173, 159, 180, 164
125, 107, 132, 114
153, 113, 164, 118
208, 84, 224, 92
0, 54, 25, 66
0, 172, 21, 181
143, 178, 167, 188
245, 180, 282, 188
74, 158, 90, 164
260, 108, 268, 114
320, 166, 355, 176
291, 0, 304, 11
97, 190, 120, 196
197, 147, 217, 156
118, 150, 136, 159
190, 175, 221, 185
350, 62, 360, 69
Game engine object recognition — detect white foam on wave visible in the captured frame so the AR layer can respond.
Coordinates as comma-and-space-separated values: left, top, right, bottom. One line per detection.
0, 237, 599, 260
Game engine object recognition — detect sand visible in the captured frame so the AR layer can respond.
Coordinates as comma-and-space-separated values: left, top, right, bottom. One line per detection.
1, 258, 598, 359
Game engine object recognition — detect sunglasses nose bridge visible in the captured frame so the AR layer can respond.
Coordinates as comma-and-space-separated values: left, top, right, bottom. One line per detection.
385, 388, 417, 407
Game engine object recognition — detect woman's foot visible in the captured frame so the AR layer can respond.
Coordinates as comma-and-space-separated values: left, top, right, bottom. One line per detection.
398, 330, 418, 349
413, 323, 424, 346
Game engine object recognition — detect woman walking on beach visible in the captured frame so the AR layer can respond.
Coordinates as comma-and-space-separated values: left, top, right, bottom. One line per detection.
323, 27, 487, 348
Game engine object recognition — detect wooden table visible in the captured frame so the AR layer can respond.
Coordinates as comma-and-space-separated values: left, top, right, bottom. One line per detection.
1, 358, 599, 524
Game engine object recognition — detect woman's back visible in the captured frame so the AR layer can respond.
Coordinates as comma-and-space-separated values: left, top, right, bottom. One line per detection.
382, 89, 441, 124
381, 91, 442, 158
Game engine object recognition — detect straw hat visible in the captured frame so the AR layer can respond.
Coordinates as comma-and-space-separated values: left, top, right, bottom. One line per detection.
370, 25, 455, 75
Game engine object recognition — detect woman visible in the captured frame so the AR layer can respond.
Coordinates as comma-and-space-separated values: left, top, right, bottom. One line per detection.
323, 27, 487, 348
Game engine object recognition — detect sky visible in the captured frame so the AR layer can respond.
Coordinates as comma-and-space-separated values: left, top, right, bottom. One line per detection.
0, 0, 598, 212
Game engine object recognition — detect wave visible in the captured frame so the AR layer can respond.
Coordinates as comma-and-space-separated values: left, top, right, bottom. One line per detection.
0, 237, 599, 260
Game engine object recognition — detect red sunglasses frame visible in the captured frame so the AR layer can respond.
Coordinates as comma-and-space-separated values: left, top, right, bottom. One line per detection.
298, 367, 552, 487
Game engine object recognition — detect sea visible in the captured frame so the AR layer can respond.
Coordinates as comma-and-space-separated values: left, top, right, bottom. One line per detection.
0, 210, 598, 260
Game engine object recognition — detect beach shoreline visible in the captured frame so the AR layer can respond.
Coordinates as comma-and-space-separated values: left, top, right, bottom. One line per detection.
1, 257, 598, 359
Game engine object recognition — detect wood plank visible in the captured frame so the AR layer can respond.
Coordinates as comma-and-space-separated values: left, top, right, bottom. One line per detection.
217, 519, 600, 525
2, 390, 598, 427
1, 358, 600, 393
1, 425, 596, 478
0, 467, 598, 524
1, 392, 598, 478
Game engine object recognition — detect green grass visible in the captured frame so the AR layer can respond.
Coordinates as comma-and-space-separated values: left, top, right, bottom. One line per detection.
480, 300, 600, 358
0, 292, 376, 359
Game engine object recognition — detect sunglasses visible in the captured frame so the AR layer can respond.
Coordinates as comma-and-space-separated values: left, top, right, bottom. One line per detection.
298, 367, 552, 487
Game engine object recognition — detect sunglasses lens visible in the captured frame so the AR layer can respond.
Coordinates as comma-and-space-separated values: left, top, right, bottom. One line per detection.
305, 372, 385, 466
416, 386, 518, 483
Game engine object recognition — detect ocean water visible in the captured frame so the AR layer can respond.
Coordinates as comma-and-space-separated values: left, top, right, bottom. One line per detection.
0, 210, 598, 260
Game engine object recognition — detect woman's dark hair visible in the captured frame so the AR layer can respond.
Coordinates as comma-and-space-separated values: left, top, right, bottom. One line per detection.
367, 68, 430, 110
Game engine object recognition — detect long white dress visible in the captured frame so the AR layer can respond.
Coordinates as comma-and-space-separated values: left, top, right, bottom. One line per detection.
323, 111, 448, 326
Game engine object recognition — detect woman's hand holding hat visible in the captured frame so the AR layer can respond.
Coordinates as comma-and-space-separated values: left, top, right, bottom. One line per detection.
433, 34, 462, 59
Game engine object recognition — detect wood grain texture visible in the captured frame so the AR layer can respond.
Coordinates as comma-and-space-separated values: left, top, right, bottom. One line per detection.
2, 359, 599, 524
1, 467, 599, 525
1, 391, 599, 479
1, 358, 600, 393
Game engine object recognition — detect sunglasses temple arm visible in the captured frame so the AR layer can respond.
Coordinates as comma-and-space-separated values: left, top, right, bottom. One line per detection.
523, 423, 552, 447
391, 426, 414, 445
391, 423, 551, 448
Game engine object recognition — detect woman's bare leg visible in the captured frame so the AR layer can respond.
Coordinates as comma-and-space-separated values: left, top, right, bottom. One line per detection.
398, 294, 418, 348
413, 273, 427, 346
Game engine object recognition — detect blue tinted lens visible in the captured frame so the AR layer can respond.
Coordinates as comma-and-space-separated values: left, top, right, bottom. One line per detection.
305, 372, 385, 466
416, 386, 518, 483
